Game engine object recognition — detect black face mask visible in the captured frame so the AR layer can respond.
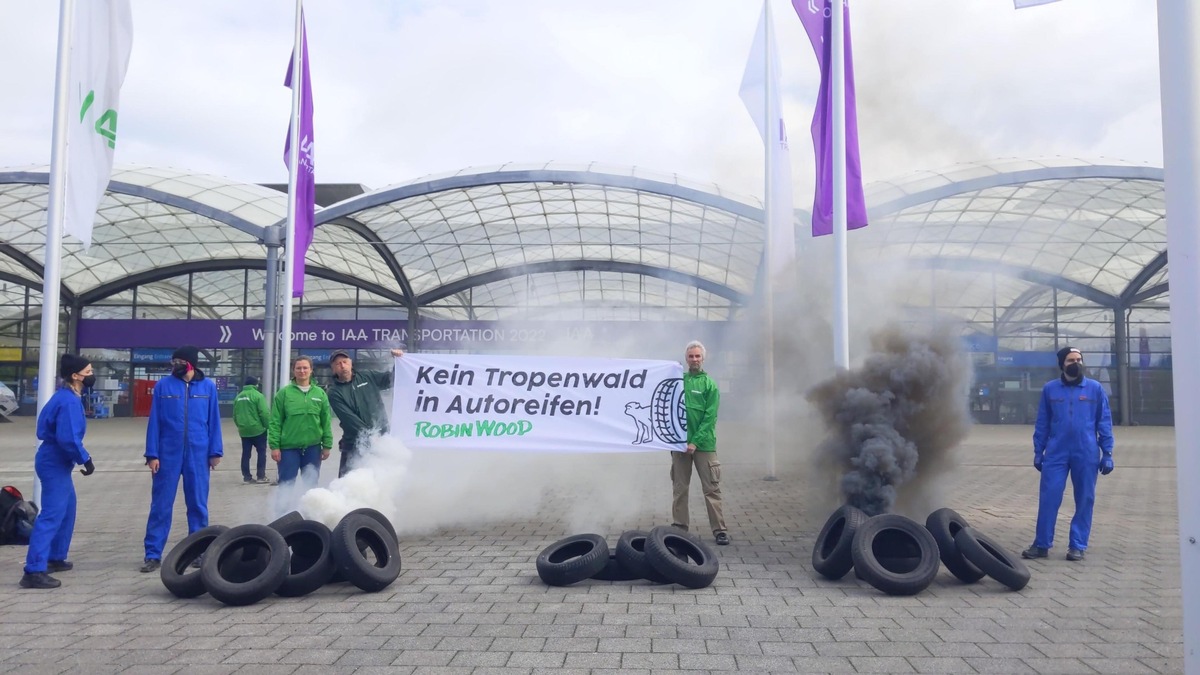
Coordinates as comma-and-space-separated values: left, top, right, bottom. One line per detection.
81, 375, 96, 389
1064, 362, 1083, 379
172, 364, 190, 377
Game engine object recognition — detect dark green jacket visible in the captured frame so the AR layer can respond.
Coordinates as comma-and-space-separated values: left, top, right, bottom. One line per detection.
683, 370, 720, 451
268, 383, 333, 450
328, 369, 392, 446
232, 385, 269, 438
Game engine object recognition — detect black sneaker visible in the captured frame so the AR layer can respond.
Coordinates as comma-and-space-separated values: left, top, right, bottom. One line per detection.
257, 476, 269, 484
1066, 548, 1085, 561
243, 476, 255, 484
1021, 546, 1048, 559
714, 532, 731, 546
140, 558, 161, 573
19, 572, 61, 589
47, 560, 73, 572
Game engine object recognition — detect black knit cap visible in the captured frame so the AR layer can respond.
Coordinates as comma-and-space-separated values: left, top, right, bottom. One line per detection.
172, 345, 200, 367
244, 376, 258, 387
1056, 346, 1081, 370
59, 353, 90, 379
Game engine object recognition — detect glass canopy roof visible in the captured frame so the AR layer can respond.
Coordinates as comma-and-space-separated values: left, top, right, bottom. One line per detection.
0, 158, 1169, 321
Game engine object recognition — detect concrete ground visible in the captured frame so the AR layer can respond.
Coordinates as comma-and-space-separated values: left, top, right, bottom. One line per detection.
0, 418, 1184, 674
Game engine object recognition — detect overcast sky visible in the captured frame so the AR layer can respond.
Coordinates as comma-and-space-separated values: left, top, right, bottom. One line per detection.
0, 0, 1163, 201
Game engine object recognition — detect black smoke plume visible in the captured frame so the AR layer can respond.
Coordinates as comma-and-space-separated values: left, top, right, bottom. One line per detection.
807, 324, 972, 516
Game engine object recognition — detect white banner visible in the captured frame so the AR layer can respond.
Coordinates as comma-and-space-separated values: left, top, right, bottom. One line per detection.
391, 354, 687, 453
64, 0, 133, 249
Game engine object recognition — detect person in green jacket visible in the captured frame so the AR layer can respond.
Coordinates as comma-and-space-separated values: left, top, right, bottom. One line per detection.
671, 340, 730, 545
328, 348, 405, 477
232, 376, 270, 484
268, 356, 333, 491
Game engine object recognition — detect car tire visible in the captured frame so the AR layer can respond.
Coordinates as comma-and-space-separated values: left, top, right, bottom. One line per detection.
953, 527, 1031, 591
812, 505, 868, 580
331, 513, 402, 592
850, 514, 940, 596
925, 508, 986, 584
535, 534, 609, 586
200, 524, 290, 606
274, 519, 336, 597
345, 507, 397, 543
643, 525, 720, 589
160, 524, 229, 598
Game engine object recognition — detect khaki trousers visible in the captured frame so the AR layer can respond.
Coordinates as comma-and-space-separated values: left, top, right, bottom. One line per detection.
670, 450, 727, 534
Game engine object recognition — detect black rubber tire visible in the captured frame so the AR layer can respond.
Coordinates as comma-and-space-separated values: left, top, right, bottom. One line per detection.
331, 513, 402, 592
643, 525, 720, 589
274, 519, 336, 597
615, 530, 675, 584
850, 514, 940, 596
345, 507, 397, 543
200, 524, 290, 606
925, 508, 986, 584
953, 527, 1031, 592
160, 524, 229, 598
812, 505, 868, 580
535, 534, 609, 586
268, 510, 304, 530
591, 552, 640, 581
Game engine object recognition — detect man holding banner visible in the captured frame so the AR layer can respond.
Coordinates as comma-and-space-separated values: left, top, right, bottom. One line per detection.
671, 341, 729, 545
328, 347, 405, 477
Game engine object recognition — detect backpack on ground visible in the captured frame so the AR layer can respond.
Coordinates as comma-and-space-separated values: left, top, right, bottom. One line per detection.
1, 485, 39, 545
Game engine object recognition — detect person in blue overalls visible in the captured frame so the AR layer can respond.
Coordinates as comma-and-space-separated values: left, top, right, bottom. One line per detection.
19, 354, 97, 589
1023, 346, 1115, 562
140, 345, 223, 573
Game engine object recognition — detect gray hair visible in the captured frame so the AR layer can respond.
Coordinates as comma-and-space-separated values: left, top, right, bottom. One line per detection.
685, 340, 706, 357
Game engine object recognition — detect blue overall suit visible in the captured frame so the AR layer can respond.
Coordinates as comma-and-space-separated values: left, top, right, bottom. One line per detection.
143, 371, 222, 560
24, 388, 90, 573
1032, 376, 1114, 551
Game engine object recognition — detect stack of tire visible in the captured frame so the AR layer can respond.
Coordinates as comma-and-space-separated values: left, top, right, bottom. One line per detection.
811, 505, 1030, 596
536, 526, 719, 589
160, 507, 401, 605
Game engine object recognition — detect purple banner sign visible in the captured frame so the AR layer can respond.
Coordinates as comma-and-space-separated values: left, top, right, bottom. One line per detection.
77, 319, 726, 352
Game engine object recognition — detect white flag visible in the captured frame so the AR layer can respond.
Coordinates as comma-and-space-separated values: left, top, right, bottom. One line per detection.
62, 0, 133, 249
739, 1, 796, 275
1014, 0, 1061, 8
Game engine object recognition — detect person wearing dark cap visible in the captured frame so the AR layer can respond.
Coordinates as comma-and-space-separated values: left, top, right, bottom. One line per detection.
140, 345, 223, 573
19, 354, 97, 589
1024, 346, 1115, 562
233, 376, 270, 484
328, 348, 405, 477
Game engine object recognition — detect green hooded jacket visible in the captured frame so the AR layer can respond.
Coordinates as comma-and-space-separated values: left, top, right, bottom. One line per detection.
232, 384, 270, 438
328, 368, 392, 447
268, 382, 333, 451
683, 369, 720, 451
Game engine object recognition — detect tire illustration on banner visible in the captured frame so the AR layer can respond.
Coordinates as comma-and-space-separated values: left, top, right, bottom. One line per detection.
623, 377, 687, 446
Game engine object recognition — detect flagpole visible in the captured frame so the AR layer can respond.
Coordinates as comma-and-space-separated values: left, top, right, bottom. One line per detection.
1156, 2, 1200, 670
762, 0, 779, 481
34, 0, 77, 507
279, 0, 304, 390
831, 0, 849, 369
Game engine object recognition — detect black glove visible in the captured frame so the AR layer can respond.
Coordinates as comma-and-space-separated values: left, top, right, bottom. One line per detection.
1099, 455, 1114, 475
1033, 458, 1042, 472
80, 459, 95, 476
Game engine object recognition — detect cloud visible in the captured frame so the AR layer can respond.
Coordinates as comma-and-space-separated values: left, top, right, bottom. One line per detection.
0, 0, 1165, 198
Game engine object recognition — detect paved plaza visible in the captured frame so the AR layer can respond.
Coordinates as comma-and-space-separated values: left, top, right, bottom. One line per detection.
0, 418, 1185, 674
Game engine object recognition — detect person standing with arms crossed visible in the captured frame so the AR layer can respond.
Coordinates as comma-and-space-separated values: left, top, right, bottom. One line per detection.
327, 348, 404, 477
19, 354, 97, 589
268, 356, 333, 503
671, 340, 730, 546
233, 376, 270, 484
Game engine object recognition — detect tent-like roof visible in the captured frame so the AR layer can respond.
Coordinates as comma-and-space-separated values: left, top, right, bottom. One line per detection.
0, 158, 1169, 323
862, 157, 1166, 310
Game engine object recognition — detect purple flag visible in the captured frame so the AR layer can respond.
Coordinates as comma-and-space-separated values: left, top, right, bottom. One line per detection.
283, 14, 315, 298
793, 0, 868, 237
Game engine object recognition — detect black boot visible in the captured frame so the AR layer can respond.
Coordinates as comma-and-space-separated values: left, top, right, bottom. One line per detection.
19, 572, 62, 589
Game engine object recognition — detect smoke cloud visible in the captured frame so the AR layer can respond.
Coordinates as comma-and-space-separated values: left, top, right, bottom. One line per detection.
806, 324, 973, 517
